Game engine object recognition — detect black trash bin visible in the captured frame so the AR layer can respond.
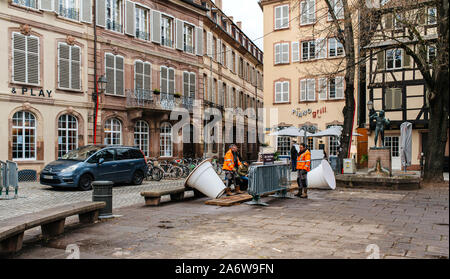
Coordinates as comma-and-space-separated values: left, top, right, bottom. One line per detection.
92, 181, 113, 218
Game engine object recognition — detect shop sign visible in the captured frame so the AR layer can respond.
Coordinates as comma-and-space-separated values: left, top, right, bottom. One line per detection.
292, 106, 327, 119
11, 87, 52, 98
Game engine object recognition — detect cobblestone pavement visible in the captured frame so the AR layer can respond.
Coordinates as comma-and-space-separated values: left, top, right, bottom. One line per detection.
7, 184, 449, 259
0, 179, 185, 221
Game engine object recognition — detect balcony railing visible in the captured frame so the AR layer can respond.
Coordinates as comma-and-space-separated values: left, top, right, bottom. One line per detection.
59, 5, 79, 21
106, 20, 122, 33
126, 89, 194, 112
136, 30, 149, 41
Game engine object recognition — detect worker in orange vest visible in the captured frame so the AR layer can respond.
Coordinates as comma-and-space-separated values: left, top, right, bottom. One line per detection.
296, 143, 311, 198
222, 144, 243, 196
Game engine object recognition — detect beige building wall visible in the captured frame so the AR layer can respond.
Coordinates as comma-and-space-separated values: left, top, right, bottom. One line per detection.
261, 0, 358, 157
0, 1, 92, 172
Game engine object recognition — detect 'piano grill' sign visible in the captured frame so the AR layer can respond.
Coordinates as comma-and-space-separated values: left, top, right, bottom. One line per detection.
293, 106, 326, 119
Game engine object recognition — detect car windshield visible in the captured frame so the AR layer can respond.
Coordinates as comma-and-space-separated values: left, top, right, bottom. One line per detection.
61, 146, 103, 161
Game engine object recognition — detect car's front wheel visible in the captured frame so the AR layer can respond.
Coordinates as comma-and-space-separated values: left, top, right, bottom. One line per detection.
132, 170, 144, 185
78, 174, 93, 191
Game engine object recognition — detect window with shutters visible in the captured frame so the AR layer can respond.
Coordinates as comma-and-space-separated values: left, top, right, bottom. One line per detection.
12, 32, 40, 85
134, 120, 149, 157
300, 0, 315, 25
58, 43, 81, 91
300, 79, 316, 101
315, 38, 327, 59
160, 66, 175, 94
134, 60, 151, 95
328, 0, 344, 20
135, 6, 149, 40
274, 5, 289, 30
160, 122, 172, 157
161, 15, 173, 47
384, 88, 403, 110
221, 43, 226, 66
104, 118, 122, 145
427, 7, 437, 24
386, 49, 402, 70
328, 38, 344, 58
183, 72, 196, 99
106, 0, 123, 33
212, 79, 217, 103
58, 114, 78, 158
105, 53, 124, 95
301, 40, 315, 61
184, 24, 194, 54
274, 81, 289, 103
12, 111, 37, 160
275, 42, 289, 64
212, 37, 217, 60
231, 51, 236, 72
58, 0, 80, 21
13, 0, 38, 9
328, 77, 344, 99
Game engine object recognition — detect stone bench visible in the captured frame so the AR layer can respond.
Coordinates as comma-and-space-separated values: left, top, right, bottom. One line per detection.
0, 201, 105, 254
141, 187, 205, 206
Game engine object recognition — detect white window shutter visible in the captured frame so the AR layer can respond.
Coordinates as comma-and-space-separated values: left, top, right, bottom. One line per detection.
300, 79, 307, 101
125, 1, 135, 36
300, 1, 307, 25
27, 36, 39, 85
319, 78, 327, 100
71, 46, 81, 90
282, 5, 289, 28
275, 82, 281, 102
80, 0, 92, 23
282, 43, 289, 63
207, 32, 212, 57
385, 88, 392, 110
275, 6, 281, 29
160, 67, 167, 93
189, 73, 196, 98
115, 56, 124, 95
196, 27, 203, 56
58, 43, 70, 89
40, 0, 53, 11
217, 39, 221, 63
183, 72, 189, 96
96, 0, 106, 28
283, 82, 289, 102
307, 79, 315, 100
309, 0, 316, 23
176, 19, 184, 51
168, 68, 175, 94
12, 33, 26, 83
275, 44, 280, 64
316, 38, 326, 59
336, 76, 344, 98
144, 63, 152, 91
135, 61, 143, 90
151, 10, 161, 44
292, 42, 300, 62
105, 54, 115, 94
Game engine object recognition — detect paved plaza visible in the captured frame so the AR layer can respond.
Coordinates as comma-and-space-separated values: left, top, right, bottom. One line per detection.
3, 181, 448, 259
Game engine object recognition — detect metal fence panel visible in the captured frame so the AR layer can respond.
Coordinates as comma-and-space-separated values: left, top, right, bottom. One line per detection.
248, 163, 290, 205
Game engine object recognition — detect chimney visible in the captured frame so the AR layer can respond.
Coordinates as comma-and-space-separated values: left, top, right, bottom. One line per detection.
236, 21, 242, 29
215, 0, 222, 10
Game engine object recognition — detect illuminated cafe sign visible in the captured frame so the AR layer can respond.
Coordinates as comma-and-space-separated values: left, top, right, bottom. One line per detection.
292, 106, 327, 119
11, 87, 52, 97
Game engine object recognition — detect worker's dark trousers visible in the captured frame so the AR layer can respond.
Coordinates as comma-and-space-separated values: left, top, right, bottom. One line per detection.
225, 171, 235, 188
297, 170, 308, 189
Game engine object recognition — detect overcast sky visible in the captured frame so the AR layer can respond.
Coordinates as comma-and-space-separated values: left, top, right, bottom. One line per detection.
221, 0, 264, 51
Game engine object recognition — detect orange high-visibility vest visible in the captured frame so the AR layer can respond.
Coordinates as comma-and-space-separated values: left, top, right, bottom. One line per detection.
296, 150, 311, 172
222, 149, 241, 171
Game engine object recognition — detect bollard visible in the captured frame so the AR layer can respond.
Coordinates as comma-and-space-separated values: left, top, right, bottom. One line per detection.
92, 181, 114, 219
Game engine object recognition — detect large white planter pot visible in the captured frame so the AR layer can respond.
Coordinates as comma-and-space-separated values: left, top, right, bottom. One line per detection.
307, 160, 336, 190
185, 159, 226, 199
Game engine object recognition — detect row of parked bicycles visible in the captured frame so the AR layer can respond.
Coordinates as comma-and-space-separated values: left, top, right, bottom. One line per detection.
145, 157, 223, 181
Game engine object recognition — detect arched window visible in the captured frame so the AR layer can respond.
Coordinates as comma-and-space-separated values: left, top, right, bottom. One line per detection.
160, 122, 172, 157
12, 111, 36, 160
58, 114, 78, 158
134, 120, 149, 156
105, 118, 122, 145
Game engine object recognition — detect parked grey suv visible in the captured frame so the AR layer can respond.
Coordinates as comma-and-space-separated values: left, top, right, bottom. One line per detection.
40, 145, 148, 190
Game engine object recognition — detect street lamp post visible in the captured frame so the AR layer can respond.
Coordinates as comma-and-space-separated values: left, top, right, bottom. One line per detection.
93, 75, 107, 144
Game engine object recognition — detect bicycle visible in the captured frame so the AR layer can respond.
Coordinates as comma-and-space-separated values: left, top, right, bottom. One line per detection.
158, 160, 184, 179
146, 159, 163, 181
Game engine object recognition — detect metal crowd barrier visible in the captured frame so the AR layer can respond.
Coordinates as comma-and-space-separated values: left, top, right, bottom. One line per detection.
0, 160, 19, 199
246, 163, 291, 206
